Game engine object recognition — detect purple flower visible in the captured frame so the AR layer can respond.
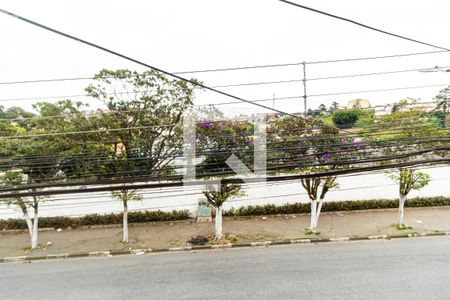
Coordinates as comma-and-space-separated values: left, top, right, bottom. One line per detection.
199, 121, 212, 129
321, 153, 332, 160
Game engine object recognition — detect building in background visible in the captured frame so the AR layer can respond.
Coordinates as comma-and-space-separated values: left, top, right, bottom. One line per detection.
347, 98, 371, 109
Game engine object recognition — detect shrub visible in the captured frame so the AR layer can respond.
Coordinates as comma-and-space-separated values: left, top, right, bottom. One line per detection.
2, 197, 450, 230
0, 209, 190, 231
223, 197, 450, 217
427, 110, 446, 128
332, 110, 359, 127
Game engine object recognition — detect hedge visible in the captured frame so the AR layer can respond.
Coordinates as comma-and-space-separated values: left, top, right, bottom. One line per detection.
0, 209, 190, 231
223, 197, 450, 217
1, 197, 450, 230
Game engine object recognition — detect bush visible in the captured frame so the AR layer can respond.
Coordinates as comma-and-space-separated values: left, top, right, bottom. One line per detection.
223, 197, 450, 217
332, 110, 359, 127
2, 197, 450, 230
0, 209, 190, 231
427, 110, 446, 128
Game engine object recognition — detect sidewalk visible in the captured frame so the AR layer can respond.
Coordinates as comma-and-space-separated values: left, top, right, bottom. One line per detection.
1, 206, 450, 259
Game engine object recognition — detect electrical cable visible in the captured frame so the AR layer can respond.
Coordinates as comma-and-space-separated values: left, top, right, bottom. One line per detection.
279, 0, 450, 51
0, 8, 303, 120
0, 158, 448, 198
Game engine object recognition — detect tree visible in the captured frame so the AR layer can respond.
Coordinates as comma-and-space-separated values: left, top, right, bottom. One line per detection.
301, 176, 337, 233
0, 101, 89, 249
373, 110, 449, 227
0, 104, 62, 250
318, 104, 327, 113
391, 97, 419, 113
297, 138, 365, 234
268, 117, 336, 232
387, 169, 430, 227
0, 106, 35, 129
0, 172, 33, 233
434, 85, 450, 115
85, 69, 197, 243
307, 108, 322, 117
328, 101, 339, 113
202, 183, 244, 240
267, 117, 364, 233
112, 187, 143, 243
427, 110, 446, 128
0, 171, 49, 249
196, 119, 252, 240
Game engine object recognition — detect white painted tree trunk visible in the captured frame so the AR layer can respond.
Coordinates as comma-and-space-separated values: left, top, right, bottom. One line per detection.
398, 193, 406, 226
316, 200, 323, 230
310, 200, 317, 232
20, 206, 33, 237
31, 205, 39, 250
123, 200, 128, 243
309, 199, 323, 233
215, 206, 223, 240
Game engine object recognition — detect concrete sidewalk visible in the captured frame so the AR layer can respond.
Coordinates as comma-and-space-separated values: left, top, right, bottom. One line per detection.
1, 206, 450, 258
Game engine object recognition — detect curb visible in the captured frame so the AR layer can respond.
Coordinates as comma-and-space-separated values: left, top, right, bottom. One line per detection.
2, 231, 450, 263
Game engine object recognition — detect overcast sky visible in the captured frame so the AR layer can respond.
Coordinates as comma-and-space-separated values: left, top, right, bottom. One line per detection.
1, 0, 450, 115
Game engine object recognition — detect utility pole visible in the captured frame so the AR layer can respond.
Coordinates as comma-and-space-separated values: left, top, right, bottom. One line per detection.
302, 61, 307, 116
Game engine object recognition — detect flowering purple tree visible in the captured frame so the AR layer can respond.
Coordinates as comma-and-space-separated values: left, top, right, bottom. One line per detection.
196, 119, 253, 240
268, 117, 367, 234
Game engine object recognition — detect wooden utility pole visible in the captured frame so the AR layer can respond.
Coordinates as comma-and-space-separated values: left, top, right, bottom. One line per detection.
302, 61, 307, 116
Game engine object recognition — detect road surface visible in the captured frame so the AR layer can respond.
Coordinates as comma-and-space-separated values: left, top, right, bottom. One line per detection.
1, 237, 450, 299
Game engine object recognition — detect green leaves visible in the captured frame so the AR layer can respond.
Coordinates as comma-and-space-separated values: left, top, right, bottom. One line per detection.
434, 85, 450, 114
111, 189, 143, 202
202, 183, 245, 207
387, 169, 431, 196
332, 110, 359, 127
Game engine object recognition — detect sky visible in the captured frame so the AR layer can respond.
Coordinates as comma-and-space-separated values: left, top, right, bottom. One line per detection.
1, 0, 450, 116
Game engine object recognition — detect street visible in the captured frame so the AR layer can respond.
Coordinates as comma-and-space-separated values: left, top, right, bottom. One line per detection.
1, 237, 450, 299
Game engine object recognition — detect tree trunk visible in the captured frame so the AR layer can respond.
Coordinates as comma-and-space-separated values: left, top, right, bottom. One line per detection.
20, 206, 33, 237
31, 204, 39, 250
215, 206, 223, 240
398, 193, 406, 226
123, 200, 128, 243
309, 198, 323, 233
315, 200, 323, 231
310, 200, 317, 232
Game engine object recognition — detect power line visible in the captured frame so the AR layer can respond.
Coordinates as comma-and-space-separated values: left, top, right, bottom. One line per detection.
210, 66, 450, 88
1, 126, 446, 162
0, 158, 448, 197
0, 124, 179, 140
0, 8, 301, 121
308, 83, 450, 98
2, 142, 443, 184
306, 50, 449, 65
1, 51, 449, 87
307, 65, 450, 82
2, 176, 449, 215
202, 83, 450, 106
279, 0, 450, 51
3, 163, 448, 212
1, 81, 448, 105
2, 63, 449, 90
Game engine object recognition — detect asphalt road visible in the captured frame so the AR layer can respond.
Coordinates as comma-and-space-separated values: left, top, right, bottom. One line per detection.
1, 237, 450, 299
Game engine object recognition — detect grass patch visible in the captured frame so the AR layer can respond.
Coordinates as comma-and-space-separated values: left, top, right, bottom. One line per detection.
395, 224, 413, 230
304, 229, 321, 236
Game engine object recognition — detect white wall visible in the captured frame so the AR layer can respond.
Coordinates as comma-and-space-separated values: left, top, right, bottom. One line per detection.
1, 166, 449, 219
